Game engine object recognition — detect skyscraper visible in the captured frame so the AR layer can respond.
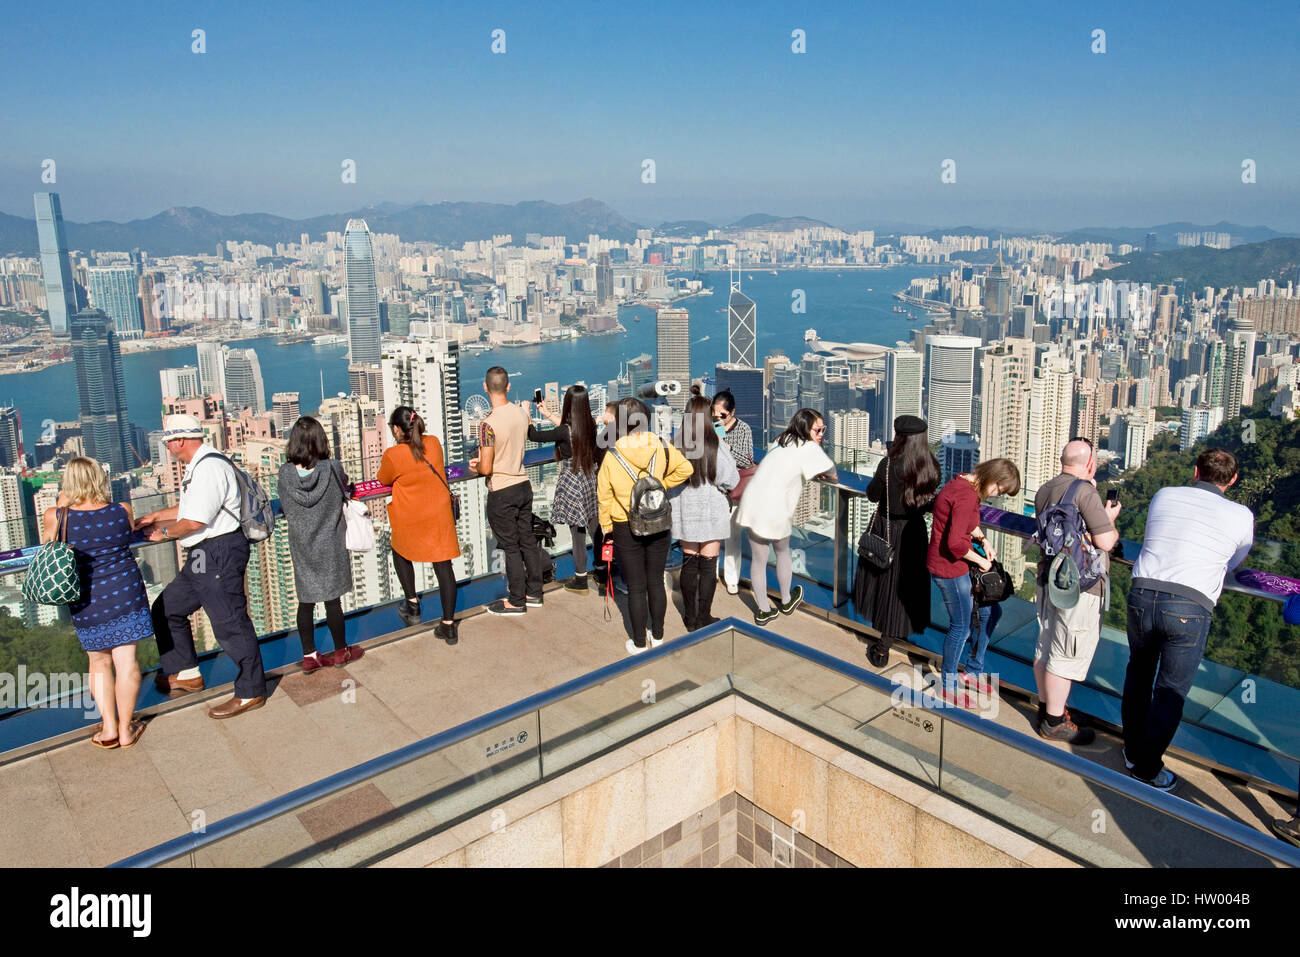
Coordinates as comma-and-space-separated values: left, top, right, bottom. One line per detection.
34, 192, 78, 336
799, 353, 826, 412
348, 363, 385, 404
272, 392, 301, 435
595, 252, 613, 305
139, 271, 169, 335
70, 309, 133, 473
1025, 352, 1075, 501
344, 219, 381, 365
159, 365, 201, 401
727, 269, 757, 368
86, 266, 144, 339
0, 406, 23, 469
196, 341, 226, 399
924, 335, 981, 437
940, 432, 980, 484
883, 345, 923, 440
222, 349, 266, 413
768, 359, 800, 442
979, 338, 1034, 474
1224, 315, 1257, 417
626, 354, 654, 397
715, 363, 764, 441
655, 308, 690, 411
1180, 405, 1225, 452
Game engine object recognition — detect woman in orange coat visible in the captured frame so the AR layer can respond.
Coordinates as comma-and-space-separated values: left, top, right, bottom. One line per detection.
377, 406, 461, 644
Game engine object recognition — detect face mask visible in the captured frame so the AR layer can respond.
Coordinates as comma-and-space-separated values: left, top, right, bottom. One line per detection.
713, 421, 727, 438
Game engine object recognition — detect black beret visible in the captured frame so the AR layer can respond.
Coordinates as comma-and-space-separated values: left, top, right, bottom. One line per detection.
893, 415, 928, 436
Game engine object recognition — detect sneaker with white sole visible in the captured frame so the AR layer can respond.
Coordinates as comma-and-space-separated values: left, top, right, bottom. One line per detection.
1130, 767, 1178, 792
626, 639, 647, 656
778, 585, 803, 616
487, 600, 526, 616
525, 595, 544, 608
648, 630, 663, 648
754, 607, 778, 626
725, 584, 739, 595
1121, 747, 1135, 771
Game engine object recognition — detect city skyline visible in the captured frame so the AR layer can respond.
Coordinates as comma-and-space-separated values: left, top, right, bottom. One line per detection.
2, 1, 1298, 229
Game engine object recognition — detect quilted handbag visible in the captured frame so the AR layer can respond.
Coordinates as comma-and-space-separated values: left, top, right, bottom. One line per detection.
22, 508, 81, 606
856, 460, 894, 571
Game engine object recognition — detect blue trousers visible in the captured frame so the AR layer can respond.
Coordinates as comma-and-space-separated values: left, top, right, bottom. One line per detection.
1121, 586, 1212, 780
153, 531, 266, 699
934, 572, 999, 683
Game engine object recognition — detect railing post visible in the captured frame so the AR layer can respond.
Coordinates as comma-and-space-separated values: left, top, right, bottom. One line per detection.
832, 486, 851, 608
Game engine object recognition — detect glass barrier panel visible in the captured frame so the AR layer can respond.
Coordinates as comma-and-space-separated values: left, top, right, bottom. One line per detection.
188, 710, 542, 867
732, 632, 942, 787
938, 718, 1279, 867
538, 631, 732, 778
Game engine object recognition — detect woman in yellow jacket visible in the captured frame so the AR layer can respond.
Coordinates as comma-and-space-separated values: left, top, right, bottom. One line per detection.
598, 397, 693, 654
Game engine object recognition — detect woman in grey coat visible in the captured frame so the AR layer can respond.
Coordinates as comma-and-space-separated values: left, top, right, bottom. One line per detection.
671, 394, 740, 630
277, 417, 362, 672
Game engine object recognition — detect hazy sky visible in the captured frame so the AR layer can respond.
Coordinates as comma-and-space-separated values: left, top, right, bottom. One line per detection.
3, 0, 1298, 231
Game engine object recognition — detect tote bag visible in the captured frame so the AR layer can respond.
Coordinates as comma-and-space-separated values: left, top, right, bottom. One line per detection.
333, 467, 375, 552
22, 508, 81, 605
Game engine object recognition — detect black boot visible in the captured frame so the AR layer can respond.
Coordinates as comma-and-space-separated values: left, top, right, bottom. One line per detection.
696, 554, 720, 627
679, 554, 699, 630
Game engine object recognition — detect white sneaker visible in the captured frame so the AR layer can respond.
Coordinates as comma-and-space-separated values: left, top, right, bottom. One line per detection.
626, 638, 647, 656
648, 630, 663, 648
726, 583, 739, 595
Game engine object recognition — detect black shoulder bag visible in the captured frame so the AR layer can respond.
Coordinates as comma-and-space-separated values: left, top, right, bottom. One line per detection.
423, 456, 461, 522
857, 459, 894, 571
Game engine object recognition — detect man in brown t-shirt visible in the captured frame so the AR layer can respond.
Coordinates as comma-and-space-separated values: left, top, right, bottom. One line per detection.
470, 366, 548, 615
1032, 437, 1121, 744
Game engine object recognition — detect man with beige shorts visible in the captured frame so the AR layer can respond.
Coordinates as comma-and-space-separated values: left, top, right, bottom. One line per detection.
1033, 438, 1120, 745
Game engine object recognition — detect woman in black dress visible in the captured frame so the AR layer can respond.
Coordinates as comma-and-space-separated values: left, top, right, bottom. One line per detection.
852, 415, 941, 667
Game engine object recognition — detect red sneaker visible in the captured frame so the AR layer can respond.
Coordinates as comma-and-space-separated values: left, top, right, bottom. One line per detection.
938, 686, 977, 709
959, 671, 994, 696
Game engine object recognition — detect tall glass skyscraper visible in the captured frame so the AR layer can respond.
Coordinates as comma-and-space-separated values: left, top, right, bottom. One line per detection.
86, 266, 144, 338
924, 335, 981, 436
715, 363, 764, 441
344, 219, 381, 365
655, 308, 691, 411
34, 192, 78, 336
223, 348, 267, 413
70, 309, 133, 473
727, 270, 756, 368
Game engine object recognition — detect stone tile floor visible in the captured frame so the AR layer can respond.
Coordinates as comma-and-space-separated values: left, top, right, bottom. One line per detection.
0, 576, 1293, 866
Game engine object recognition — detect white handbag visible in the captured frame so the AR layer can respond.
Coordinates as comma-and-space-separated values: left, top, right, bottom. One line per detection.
333, 467, 375, 552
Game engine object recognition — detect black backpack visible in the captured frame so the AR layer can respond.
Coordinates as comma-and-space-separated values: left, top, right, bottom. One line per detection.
608, 438, 672, 535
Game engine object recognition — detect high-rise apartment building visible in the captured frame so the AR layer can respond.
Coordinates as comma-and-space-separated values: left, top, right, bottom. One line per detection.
196, 341, 226, 399
86, 266, 144, 339
1180, 405, 1225, 452
34, 192, 78, 336
0, 406, 23, 470
139, 272, 169, 335
348, 363, 385, 404
272, 392, 301, 436
655, 308, 690, 411
924, 335, 981, 437
1072, 378, 1102, 447
768, 359, 800, 443
344, 219, 381, 365
159, 365, 201, 401
1224, 316, 1257, 417
1024, 352, 1075, 502
70, 310, 133, 473
883, 345, 924, 443
979, 339, 1034, 474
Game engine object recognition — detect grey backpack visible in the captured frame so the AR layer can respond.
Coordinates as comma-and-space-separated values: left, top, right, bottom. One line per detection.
195, 451, 276, 542
609, 440, 672, 535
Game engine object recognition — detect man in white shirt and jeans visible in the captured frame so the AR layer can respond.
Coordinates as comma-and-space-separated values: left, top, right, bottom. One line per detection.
1121, 447, 1254, 791
136, 414, 267, 718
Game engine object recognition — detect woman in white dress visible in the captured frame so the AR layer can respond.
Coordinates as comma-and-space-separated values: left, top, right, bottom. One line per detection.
735, 409, 837, 625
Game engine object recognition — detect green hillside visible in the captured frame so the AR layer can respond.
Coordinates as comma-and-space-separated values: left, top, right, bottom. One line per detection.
1098, 238, 1300, 289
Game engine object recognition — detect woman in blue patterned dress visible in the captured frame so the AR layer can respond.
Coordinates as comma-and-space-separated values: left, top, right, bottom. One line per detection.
41, 457, 153, 749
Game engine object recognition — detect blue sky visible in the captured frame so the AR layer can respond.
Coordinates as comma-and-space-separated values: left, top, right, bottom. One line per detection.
2, 0, 1298, 230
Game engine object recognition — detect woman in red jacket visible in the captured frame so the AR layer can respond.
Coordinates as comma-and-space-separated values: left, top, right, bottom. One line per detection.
927, 458, 1020, 706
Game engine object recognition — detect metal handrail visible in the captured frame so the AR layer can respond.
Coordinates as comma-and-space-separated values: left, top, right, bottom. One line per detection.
111, 618, 1300, 869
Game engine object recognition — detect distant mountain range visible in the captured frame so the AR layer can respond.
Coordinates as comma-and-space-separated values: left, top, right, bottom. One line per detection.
0, 198, 1293, 261
1098, 238, 1300, 288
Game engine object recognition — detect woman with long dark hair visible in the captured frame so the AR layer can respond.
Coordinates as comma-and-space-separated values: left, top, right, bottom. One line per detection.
377, 406, 461, 644
671, 394, 740, 629
530, 384, 602, 593
278, 417, 362, 669
852, 416, 941, 667
928, 457, 1021, 706
735, 409, 836, 625
597, 397, 693, 654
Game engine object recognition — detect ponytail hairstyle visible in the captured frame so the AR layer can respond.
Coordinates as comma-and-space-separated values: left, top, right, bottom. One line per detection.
389, 406, 428, 464
561, 384, 597, 476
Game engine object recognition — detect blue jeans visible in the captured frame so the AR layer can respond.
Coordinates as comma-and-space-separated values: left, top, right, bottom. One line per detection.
934, 573, 999, 684
1121, 587, 1212, 780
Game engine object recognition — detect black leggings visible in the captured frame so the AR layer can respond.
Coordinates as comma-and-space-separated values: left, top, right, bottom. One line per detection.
569, 524, 605, 575
393, 552, 458, 622
298, 598, 345, 655
610, 522, 671, 646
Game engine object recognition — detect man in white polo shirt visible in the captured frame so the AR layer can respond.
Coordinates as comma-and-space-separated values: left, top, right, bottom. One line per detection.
1121, 447, 1254, 791
136, 414, 267, 718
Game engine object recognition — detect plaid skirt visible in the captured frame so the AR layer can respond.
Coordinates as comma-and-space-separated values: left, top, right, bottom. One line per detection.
551, 460, 599, 528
